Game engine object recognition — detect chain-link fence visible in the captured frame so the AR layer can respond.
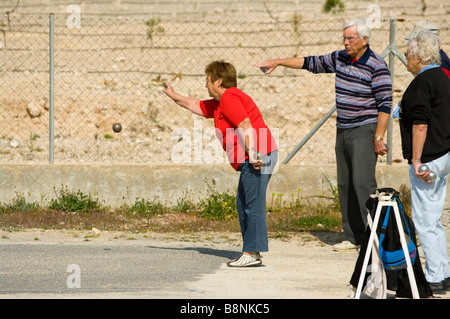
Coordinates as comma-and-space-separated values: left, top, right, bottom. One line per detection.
1, 13, 449, 165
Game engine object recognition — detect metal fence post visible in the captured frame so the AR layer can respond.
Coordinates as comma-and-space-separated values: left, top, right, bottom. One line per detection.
386, 17, 396, 165
49, 13, 54, 164
380, 17, 408, 165
282, 104, 336, 164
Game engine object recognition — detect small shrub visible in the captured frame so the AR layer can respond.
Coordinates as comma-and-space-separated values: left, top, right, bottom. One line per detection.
173, 197, 196, 213
145, 18, 165, 45
130, 198, 167, 218
325, 175, 340, 211
0, 193, 39, 213
323, 0, 344, 13
49, 186, 102, 212
198, 189, 237, 221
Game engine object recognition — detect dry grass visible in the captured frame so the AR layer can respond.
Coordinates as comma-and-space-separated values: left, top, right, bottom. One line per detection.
0, 185, 343, 235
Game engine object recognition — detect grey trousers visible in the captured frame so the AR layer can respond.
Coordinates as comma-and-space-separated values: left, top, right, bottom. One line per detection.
335, 124, 378, 245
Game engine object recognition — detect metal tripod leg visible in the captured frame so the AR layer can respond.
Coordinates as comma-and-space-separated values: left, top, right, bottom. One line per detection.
355, 200, 420, 299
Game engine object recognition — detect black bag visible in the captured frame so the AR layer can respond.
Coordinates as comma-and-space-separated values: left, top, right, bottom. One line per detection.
379, 197, 417, 271
350, 188, 433, 298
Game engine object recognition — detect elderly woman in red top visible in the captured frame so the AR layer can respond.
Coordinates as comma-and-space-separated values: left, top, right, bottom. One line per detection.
163, 61, 278, 267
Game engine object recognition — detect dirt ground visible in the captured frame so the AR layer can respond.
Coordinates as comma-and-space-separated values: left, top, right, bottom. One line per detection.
1, 228, 449, 299
2, 1, 449, 165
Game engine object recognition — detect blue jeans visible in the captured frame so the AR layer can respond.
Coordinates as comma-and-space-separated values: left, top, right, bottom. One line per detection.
409, 151, 450, 283
236, 151, 278, 253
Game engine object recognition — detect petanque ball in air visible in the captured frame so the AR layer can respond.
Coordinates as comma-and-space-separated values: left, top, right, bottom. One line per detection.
112, 123, 122, 133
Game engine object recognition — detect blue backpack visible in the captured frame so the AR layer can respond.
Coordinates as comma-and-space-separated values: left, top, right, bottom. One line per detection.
379, 198, 417, 271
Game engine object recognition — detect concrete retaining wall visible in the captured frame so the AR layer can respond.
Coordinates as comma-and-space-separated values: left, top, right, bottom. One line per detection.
2, 163, 448, 212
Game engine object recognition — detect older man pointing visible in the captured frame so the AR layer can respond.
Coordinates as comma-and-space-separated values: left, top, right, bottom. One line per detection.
256, 18, 392, 251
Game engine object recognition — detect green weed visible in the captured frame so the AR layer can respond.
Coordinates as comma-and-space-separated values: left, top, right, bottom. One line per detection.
0, 192, 39, 213
198, 188, 237, 221
323, 0, 344, 13
0, 180, 343, 233
49, 186, 102, 212
129, 197, 168, 218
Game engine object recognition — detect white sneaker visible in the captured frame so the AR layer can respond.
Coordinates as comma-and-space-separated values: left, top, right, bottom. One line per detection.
227, 253, 262, 267
332, 241, 360, 252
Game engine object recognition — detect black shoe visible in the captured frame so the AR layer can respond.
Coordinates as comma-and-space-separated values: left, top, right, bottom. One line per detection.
445, 278, 450, 292
428, 281, 446, 295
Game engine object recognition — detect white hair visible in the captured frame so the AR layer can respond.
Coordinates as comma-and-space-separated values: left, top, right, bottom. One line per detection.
408, 30, 441, 65
343, 18, 371, 41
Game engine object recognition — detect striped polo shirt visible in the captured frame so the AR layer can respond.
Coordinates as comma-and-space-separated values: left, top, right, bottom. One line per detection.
303, 46, 392, 129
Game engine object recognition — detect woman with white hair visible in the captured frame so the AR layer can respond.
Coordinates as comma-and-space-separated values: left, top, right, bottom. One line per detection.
399, 30, 450, 295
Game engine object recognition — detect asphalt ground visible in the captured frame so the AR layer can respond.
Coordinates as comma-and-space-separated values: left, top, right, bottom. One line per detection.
1, 228, 449, 305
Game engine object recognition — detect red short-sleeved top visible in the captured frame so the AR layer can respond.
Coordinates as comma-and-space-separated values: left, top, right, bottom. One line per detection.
199, 87, 278, 170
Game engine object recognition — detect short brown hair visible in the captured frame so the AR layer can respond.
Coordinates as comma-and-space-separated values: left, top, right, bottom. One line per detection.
205, 60, 237, 88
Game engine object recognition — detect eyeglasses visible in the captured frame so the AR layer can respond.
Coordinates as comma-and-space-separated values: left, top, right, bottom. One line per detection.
342, 36, 359, 43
